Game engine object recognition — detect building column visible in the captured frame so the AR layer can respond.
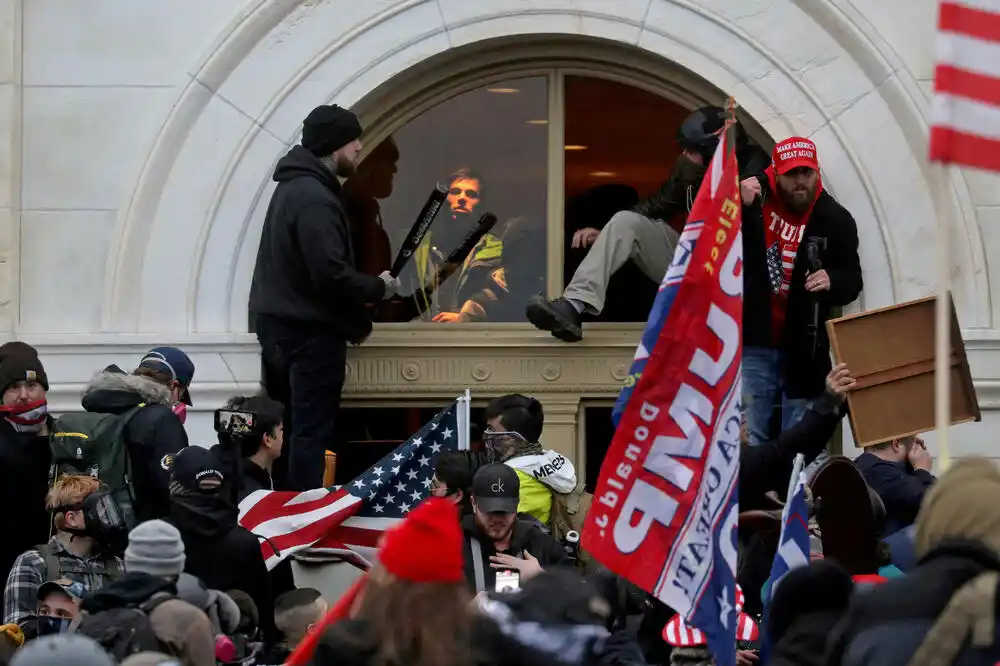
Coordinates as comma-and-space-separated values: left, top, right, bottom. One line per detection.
0, 0, 21, 334
538, 395, 582, 462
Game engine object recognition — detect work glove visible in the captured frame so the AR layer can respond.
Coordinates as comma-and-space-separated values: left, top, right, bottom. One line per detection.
378, 270, 401, 300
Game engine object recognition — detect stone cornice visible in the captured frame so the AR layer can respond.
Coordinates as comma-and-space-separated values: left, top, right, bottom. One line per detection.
17, 325, 1000, 411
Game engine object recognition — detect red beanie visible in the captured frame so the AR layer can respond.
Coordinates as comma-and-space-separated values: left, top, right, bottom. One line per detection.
378, 497, 464, 583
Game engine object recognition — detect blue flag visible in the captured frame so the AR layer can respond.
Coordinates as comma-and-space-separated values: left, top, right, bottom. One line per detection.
760, 454, 811, 660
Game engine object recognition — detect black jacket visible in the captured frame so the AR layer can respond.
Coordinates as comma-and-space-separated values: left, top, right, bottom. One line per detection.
81, 371, 189, 523
742, 180, 863, 398
632, 143, 771, 223
461, 514, 568, 594
0, 418, 53, 585
308, 617, 561, 666
239, 458, 274, 500
825, 540, 1000, 666
854, 452, 935, 535
165, 493, 276, 641
249, 145, 386, 343
740, 391, 845, 511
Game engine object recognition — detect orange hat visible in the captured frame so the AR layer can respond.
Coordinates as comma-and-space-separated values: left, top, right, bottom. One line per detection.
378, 497, 465, 583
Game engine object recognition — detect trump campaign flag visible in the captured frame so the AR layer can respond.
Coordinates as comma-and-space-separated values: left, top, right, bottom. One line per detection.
583, 125, 743, 666
929, 0, 1000, 171
239, 394, 469, 569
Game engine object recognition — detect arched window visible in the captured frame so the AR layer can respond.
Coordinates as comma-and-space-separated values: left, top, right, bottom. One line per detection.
344, 72, 696, 325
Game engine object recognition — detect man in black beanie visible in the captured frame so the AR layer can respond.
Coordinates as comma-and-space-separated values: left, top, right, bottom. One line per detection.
249, 104, 401, 491
0, 341, 55, 587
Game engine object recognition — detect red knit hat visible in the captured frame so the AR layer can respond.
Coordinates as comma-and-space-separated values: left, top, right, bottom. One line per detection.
378, 497, 464, 583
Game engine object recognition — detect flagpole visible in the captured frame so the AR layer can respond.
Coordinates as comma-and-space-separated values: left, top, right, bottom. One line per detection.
458, 389, 471, 451
932, 163, 952, 472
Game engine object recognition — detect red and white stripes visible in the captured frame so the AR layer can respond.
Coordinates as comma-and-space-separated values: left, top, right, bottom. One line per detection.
930, 0, 1000, 171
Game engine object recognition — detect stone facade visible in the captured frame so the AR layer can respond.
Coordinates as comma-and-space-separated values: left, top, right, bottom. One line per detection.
2, 0, 999, 461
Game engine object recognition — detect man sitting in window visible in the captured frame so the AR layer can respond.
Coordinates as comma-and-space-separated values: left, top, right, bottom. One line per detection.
526, 106, 770, 341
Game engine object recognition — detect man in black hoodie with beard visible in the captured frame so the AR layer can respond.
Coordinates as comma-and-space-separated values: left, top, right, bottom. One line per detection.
164, 446, 277, 642
249, 104, 401, 492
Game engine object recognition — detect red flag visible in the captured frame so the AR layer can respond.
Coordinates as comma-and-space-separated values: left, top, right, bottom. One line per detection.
582, 128, 742, 666
929, 0, 1000, 171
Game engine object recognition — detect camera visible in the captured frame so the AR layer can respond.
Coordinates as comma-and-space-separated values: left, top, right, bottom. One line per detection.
215, 409, 256, 435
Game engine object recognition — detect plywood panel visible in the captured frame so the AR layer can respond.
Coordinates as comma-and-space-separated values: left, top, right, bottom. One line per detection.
827, 295, 980, 447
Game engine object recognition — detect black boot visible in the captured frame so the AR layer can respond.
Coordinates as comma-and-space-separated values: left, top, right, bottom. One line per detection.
525, 294, 584, 342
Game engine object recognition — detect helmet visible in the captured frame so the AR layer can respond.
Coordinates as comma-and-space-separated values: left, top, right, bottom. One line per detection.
677, 105, 751, 164
11, 635, 115, 666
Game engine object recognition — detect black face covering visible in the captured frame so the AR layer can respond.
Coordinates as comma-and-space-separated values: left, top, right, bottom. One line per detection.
671, 154, 709, 191
37, 615, 73, 636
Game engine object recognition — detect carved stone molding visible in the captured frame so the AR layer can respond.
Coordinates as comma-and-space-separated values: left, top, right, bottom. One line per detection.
342, 326, 639, 399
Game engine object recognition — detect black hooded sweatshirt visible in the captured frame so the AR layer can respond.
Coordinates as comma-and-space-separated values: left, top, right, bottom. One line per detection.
0, 417, 52, 585
165, 493, 277, 641
80, 370, 189, 524
248, 145, 386, 343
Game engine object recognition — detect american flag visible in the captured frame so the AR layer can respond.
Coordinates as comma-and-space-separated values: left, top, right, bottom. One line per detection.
238, 394, 470, 570
929, 0, 1000, 171
759, 454, 811, 662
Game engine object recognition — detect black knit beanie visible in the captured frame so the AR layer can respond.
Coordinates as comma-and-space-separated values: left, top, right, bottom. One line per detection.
0, 341, 49, 393
301, 104, 363, 157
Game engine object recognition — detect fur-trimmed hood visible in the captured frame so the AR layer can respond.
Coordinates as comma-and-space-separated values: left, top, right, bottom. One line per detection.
81, 369, 173, 415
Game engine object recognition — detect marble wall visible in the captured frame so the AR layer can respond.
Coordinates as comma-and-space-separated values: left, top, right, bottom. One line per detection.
1, 0, 999, 457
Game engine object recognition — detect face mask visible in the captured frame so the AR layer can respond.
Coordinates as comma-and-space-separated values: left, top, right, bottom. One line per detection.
671, 154, 708, 190
37, 615, 72, 636
1, 398, 48, 433
172, 402, 187, 425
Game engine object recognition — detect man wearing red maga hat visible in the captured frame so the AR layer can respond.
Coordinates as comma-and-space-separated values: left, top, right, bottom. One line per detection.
739, 136, 863, 454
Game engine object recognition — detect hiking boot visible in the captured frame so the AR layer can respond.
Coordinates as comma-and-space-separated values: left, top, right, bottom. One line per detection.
525, 295, 584, 342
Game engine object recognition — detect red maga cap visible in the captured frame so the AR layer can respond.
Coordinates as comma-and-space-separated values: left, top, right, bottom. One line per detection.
772, 137, 819, 174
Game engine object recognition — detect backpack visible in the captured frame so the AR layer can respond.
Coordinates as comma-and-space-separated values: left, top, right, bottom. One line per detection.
75, 592, 174, 662
549, 483, 594, 568
49, 405, 144, 530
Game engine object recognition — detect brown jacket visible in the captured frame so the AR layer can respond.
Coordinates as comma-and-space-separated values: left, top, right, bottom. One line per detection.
149, 598, 217, 666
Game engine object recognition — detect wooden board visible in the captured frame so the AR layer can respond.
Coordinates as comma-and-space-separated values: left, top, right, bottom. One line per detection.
826, 295, 980, 447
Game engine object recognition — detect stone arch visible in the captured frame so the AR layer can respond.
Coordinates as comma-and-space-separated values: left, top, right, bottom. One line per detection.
102, 0, 990, 336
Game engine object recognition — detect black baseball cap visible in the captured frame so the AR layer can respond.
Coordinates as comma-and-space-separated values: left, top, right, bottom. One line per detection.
472, 463, 520, 514
170, 446, 224, 493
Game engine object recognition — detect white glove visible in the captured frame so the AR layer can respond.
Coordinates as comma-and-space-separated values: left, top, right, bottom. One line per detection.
378, 270, 401, 300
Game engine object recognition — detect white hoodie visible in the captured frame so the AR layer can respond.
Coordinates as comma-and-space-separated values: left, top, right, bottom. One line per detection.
505, 449, 578, 494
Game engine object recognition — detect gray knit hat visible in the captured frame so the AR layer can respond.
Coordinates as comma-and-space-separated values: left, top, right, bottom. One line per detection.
125, 520, 185, 578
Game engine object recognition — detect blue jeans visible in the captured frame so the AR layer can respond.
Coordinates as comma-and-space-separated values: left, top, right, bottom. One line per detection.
742, 347, 809, 446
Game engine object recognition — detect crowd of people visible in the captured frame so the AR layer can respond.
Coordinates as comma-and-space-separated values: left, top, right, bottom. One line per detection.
0, 99, 988, 666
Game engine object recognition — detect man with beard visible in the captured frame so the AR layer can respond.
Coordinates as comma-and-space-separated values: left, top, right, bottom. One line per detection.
461, 464, 567, 594
739, 137, 862, 447
249, 104, 401, 491
526, 106, 770, 341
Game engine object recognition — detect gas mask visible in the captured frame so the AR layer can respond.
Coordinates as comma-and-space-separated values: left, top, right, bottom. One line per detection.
1, 398, 49, 433
55, 489, 129, 553
37, 615, 73, 636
